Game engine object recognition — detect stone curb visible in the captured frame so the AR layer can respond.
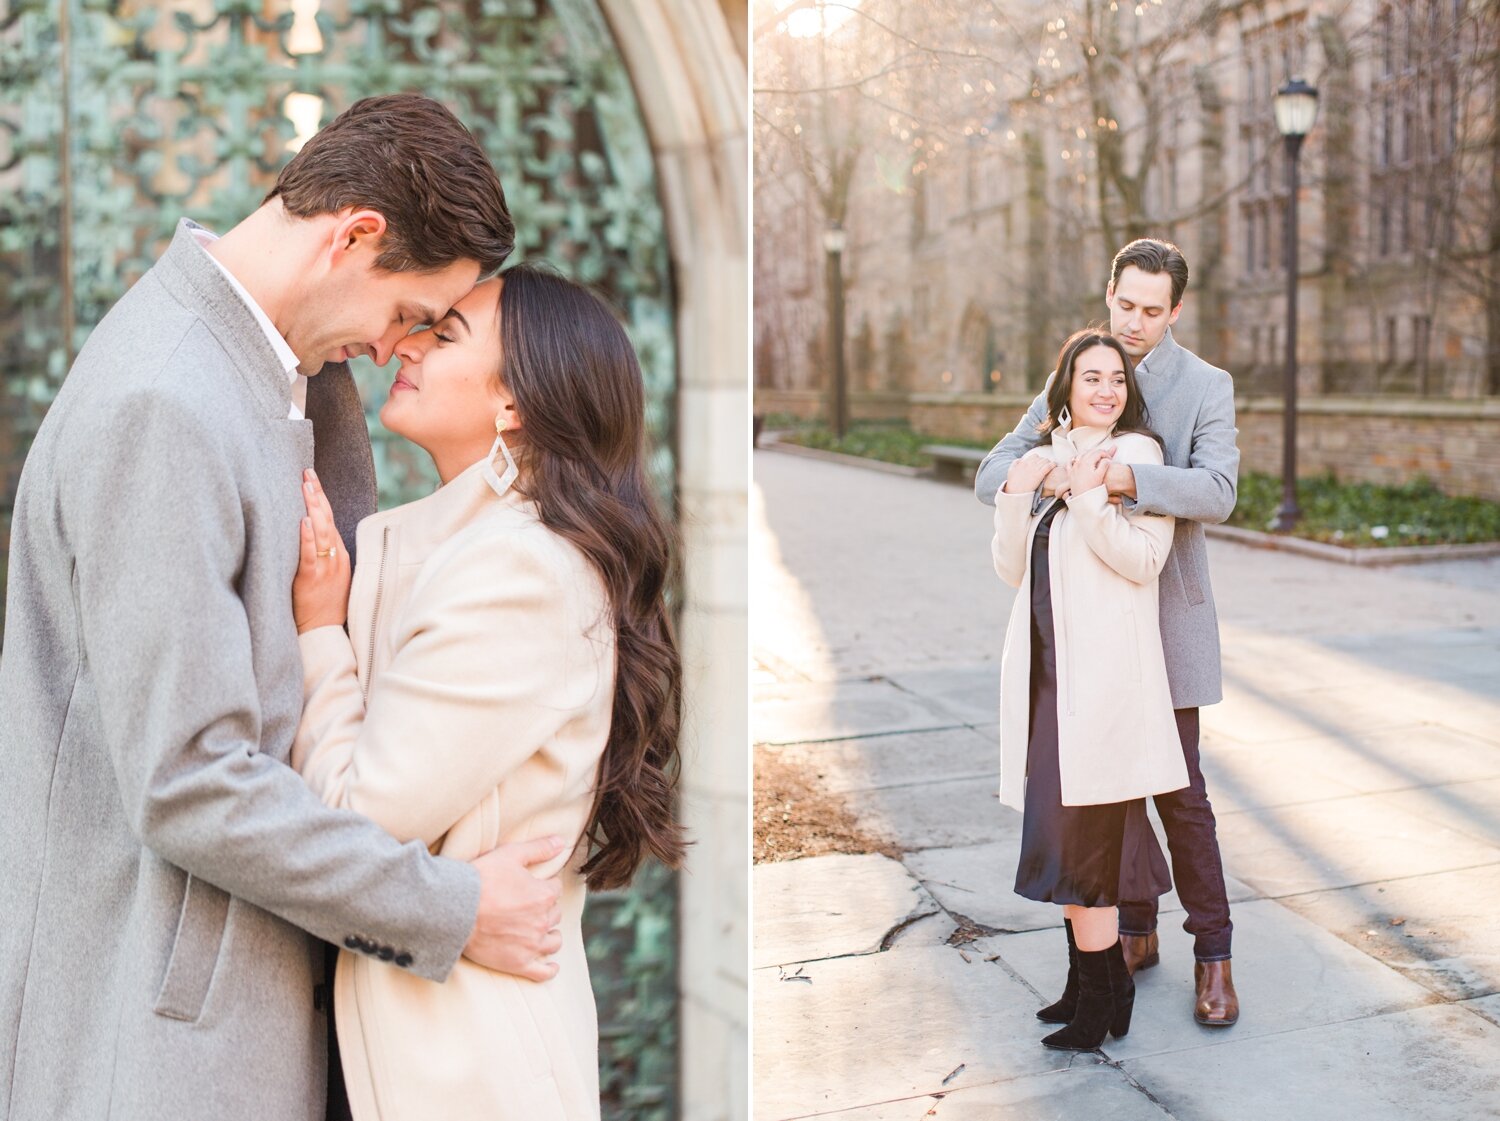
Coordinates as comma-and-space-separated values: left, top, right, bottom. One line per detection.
1202, 523, 1500, 566
757, 437, 1500, 567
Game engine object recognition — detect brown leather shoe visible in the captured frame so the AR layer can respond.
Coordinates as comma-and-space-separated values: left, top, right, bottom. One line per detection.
1120, 932, 1159, 975
1194, 959, 1239, 1026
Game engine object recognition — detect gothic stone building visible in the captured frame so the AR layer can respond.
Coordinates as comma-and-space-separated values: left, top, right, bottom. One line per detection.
754, 0, 1500, 499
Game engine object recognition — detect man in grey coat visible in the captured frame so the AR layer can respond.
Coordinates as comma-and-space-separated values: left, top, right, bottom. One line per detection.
0, 96, 568, 1121
975, 238, 1241, 1027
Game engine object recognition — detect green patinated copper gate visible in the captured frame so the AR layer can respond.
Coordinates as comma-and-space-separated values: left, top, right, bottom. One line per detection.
0, 1, 679, 1115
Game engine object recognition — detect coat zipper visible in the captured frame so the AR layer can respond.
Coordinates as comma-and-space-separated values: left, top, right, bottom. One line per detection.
363, 526, 391, 705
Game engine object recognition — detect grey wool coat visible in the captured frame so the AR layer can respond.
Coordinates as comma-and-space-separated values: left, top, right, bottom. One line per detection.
0, 221, 481, 1121
975, 328, 1239, 709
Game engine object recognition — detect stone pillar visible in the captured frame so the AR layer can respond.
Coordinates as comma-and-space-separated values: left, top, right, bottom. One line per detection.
598, 3, 748, 1119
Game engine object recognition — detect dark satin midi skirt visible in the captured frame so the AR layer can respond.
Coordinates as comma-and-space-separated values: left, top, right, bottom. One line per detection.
1012, 501, 1172, 907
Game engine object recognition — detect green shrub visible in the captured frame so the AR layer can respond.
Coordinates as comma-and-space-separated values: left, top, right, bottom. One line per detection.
1230, 471, 1500, 546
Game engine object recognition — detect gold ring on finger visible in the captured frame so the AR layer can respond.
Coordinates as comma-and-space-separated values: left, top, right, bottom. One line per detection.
316, 545, 337, 559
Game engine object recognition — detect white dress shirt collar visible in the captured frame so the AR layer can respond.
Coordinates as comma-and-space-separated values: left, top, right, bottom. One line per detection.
189, 225, 308, 420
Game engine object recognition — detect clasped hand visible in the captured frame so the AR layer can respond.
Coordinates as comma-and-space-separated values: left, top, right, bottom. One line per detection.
1002, 448, 1055, 495
1004, 446, 1117, 501
1066, 447, 1115, 496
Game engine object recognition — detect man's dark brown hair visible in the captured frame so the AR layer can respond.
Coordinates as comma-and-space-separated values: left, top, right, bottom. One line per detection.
1110, 238, 1190, 309
266, 93, 514, 276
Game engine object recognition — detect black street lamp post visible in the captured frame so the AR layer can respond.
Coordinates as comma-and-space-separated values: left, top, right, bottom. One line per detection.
1272, 77, 1319, 531
823, 220, 849, 440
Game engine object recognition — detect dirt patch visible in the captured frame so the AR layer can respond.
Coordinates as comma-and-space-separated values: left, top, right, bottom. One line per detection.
754, 745, 902, 863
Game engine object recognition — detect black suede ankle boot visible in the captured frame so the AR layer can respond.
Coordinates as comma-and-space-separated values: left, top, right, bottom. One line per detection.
1036, 919, 1078, 1024
1040, 941, 1135, 1051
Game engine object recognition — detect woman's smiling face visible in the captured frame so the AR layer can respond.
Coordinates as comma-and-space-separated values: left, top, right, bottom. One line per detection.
1067, 343, 1128, 429
379, 276, 517, 482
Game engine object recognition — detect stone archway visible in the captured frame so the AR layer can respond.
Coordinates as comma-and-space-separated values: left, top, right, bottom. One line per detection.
594, 6, 747, 1120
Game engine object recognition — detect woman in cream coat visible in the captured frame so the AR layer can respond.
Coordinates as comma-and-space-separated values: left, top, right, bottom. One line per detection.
290, 264, 685, 1121
992, 327, 1188, 1052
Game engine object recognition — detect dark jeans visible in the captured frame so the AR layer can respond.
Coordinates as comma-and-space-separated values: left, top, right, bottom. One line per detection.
1117, 707, 1234, 962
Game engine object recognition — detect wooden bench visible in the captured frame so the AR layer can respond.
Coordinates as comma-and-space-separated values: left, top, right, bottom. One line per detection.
923, 444, 988, 485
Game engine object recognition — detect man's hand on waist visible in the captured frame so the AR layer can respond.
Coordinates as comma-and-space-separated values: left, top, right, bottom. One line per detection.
464, 835, 568, 981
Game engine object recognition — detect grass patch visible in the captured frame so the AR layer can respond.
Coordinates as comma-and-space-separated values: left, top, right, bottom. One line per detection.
777, 423, 991, 468
758, 411, 819, 431
1229, 472, 1500, 547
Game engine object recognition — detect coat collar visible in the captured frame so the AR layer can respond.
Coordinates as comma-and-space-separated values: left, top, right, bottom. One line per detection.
151, 219, 295, 421
1048, 418, 1115, 460
358, 446, 537, 560
1135, 328, 1181, 379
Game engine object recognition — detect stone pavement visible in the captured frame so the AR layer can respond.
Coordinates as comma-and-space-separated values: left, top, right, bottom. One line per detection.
751, 448, 1500, 1121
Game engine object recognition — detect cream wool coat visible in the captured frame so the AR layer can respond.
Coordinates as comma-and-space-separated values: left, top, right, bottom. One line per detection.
992, 426, 1189, 811
292, 451, 615, 1121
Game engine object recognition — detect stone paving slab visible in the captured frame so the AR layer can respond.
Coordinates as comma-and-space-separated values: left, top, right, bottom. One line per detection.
763, 727, 998, 796
1200, 742, 1368, 815
1276, 862, 1500, 1002
904, 839, 1258, 935
1376, 777, 1500, 847
752, 944, 1074, 1121
1200, 723, 1500, 820
1201, 678, 1434, 746
1218, 630, 1428, 702
880, 667, 1001, 726
973, 898, 1437, 1063
1412, 682, 1500, 747
1463, 993, 1500, 1030
797, 1064, 1169, 1121
754, 854, 949, 970
1120, 1002, 1500, 1121
753, 678, 970, 746
845, 776, 1016, 854
752, 453, 1012, 683
1316, 625, 1500, 680
1210, 723, 1500, 799
1213, 790, 1500, 898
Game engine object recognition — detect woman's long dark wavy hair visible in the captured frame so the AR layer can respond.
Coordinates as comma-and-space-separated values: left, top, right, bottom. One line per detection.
1038, 326, 1162, 447
496, 262, 687, 890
